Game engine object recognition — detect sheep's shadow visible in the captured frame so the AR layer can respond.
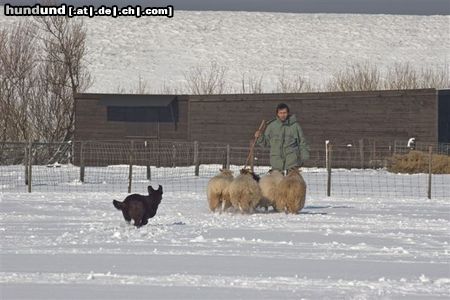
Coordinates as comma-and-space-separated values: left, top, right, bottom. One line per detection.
299, 211, 328, 215
305, 205, 353, 209
253, 209, 328, 215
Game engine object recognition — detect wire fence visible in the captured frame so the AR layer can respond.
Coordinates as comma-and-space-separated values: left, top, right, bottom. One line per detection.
0, 140, 449, 199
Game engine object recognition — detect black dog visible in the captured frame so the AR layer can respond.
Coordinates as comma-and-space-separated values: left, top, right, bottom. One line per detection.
113, 185, 163, 227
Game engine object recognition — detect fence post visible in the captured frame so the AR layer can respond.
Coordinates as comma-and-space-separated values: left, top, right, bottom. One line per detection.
326, 141, 332, 197
70, 141, 75, 164
128, 140, 134, 193
24, 144, 28, 185
156, 139, 161, 168
226, 144, 231, 170
250, 140, 255, 172
80, 142, 85, 183
428, 146, 432, 199
359, 139, 364, 169
172, 143, 176, 168
194, 141, 199, 176
27, 141, 32, 193
145, 141, 151, 180
372, 140, 376, 169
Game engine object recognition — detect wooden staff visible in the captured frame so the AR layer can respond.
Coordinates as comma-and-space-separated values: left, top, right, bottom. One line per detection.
244, 120, 266, 169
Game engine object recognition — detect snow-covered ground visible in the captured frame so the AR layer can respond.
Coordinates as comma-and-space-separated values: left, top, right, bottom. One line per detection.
1, 166, 449, 299
0, 10, 448, 93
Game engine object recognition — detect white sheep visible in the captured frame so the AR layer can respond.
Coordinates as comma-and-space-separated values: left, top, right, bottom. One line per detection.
258, 170, 283, 211
206, 169, 234, 212
275, 168, 307, 214
228, 169, 262, 214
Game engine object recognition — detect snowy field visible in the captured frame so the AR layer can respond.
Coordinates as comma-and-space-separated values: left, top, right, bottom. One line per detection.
1, 167, 449, 299
0, 10, 448, 93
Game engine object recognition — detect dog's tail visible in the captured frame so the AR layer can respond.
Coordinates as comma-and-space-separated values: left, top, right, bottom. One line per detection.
112, 200, 124, 210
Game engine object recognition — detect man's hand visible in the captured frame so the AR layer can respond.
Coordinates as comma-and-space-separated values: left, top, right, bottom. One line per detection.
254, 130, 261, 139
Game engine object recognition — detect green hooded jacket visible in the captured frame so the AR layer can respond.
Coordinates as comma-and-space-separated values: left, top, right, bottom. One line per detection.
256, 115, 310, 171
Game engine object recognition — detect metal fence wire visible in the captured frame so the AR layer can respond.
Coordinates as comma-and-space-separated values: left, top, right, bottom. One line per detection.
0, 140, 449, 199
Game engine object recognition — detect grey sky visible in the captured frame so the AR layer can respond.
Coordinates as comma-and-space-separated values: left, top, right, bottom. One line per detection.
1, 0, 449, 15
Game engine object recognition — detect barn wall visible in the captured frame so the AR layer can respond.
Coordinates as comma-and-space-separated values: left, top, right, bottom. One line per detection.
188, 89, 438, 149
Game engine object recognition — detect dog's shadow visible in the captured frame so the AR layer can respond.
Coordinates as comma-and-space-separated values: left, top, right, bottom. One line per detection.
144, 221, 187, 227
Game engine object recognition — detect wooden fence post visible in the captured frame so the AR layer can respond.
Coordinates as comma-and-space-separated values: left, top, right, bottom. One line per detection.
27, 141, 32, 193
428, 146, 432, 199
172, 143, 176, 168
194, 141, 199, 176
128, 140, 134, 193
80, 142, 85, 183
250, 140, 255, 172
24, 144, 28, 186
359, 139, 364, 169
226, 144, 231, 170
145, 141, 151, 180
372, 140, 376, 169
156, 139, 161, 168
326, 141, 332, 197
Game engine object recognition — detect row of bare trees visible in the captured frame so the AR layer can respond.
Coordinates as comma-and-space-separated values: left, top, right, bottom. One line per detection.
179, 61, 448, 95
0, 17, 91, 142
327, 62, 449, 92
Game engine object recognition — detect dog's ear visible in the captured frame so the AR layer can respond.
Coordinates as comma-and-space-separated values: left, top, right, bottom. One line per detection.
113, 200, 124, 210
158, 185, 163, 194
148, 185, 155, 194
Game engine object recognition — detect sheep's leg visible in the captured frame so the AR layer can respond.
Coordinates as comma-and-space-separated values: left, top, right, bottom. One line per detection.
222, 193, 232, 211
208, 194, 220, 212
220, 199, 230, 213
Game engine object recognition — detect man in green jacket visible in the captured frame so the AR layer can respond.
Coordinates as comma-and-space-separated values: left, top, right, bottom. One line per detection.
255, 103, 310, 171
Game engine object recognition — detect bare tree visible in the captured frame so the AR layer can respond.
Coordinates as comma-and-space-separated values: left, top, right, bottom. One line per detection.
276, 69, 313, 93
384, 62, 450, 90
1, 15, 91, 143
418, 64, 449, 89
384, 62, 419, 90
326, 62, 382, 92
0, 21, 39, 141
240, 72, 264, 94
184, 61, 228, 94
328, 61, 449, 92
158, 81, 181, 94
33, 15, 92, 142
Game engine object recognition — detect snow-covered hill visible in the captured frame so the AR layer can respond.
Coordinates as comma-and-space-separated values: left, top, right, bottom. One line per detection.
0, 10, 449, 92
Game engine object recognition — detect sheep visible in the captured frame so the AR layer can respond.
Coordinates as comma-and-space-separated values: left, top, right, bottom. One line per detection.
206, 169, 234, 212
228, 168, 262, 214
258, 169, 284, 211
275, 168, 307, 214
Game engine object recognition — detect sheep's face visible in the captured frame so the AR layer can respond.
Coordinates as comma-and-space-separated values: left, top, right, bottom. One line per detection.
287, 168, 301, 177
240, 169, 260, 182
219, 169, 234, 177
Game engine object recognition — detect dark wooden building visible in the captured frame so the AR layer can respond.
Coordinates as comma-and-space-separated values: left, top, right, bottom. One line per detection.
75, 88, 448, 149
